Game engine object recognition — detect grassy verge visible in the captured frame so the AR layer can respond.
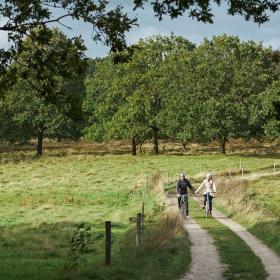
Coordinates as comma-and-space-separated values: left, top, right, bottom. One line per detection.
189, 198, 267, 280
215, 174, 280, 256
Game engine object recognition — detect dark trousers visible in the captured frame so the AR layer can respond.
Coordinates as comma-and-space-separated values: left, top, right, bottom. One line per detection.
204, 193, 213, 211
178, 197, 181, 208
178, 196, 189, 214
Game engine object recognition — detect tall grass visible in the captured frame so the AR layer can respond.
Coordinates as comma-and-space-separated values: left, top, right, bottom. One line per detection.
215, 174, 280, 256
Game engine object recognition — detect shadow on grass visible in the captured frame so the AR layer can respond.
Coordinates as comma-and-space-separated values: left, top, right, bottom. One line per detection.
0, 218, 190, 280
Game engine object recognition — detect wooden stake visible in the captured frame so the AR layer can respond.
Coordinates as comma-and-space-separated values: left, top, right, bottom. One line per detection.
105, 221, 111, 265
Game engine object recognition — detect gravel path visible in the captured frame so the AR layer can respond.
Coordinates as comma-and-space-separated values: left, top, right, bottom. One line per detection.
192, 196, 280, 280
213, 208, 280, 280
167, 195, 225, 280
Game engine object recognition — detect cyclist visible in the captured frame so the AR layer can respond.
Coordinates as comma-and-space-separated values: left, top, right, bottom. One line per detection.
176, 173, 195, 214
195, 173, 216, 214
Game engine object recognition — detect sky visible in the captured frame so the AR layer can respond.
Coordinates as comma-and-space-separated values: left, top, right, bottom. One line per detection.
0, 1, 280, 58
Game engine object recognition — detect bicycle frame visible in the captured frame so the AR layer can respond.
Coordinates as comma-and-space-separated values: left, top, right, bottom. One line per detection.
205, 192, 210, 219
180, 194, 188, 219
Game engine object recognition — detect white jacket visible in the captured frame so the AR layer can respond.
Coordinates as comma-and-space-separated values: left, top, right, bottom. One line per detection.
196, 179, 216, 195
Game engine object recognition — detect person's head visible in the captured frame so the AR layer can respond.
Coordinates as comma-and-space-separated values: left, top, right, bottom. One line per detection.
180, 173, 186, 180
206, 173, 213, 180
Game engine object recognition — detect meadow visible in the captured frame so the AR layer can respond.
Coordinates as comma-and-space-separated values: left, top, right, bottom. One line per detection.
0, 139, 279, 279
215, 173, 280, 256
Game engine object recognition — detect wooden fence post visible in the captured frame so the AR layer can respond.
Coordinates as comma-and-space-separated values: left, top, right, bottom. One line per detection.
136, 213, 141, 247
105, 221, 111, 265
273, 164, 276, 175
241, 167, 244, 177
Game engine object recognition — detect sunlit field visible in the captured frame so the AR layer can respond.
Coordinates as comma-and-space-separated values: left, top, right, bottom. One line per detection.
0, 140, 279, 279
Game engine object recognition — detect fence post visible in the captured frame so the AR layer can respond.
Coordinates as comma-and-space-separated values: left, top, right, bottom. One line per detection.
241, 167, 244, 177
105, 221, 111, 265
136, 213, 141, 247
141, 203, 145, 230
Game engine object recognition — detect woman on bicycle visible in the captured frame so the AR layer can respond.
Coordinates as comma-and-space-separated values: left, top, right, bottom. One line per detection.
195, 173, 216, 214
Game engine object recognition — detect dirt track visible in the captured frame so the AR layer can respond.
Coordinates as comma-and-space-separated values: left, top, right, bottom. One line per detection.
213, 208, 280, 280
167, 196, 225, 280
192, 196, 280, 280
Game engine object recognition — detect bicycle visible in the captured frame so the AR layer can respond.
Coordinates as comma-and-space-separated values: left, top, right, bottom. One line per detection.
179, 194, 189, 219
205, 192, 211, 219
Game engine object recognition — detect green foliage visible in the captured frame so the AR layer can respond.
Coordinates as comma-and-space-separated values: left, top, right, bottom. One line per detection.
261, 80, 280, 138
63, 223, 103, 276
134, 0, 280, 24
84, 35, 195, 154
0, 0, 137, 77
164, 35, 274, 152
0, 28, 86, 154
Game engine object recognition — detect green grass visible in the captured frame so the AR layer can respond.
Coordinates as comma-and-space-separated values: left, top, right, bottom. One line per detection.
215, 174, 280, 257
0, 154, 193, 279
189, 199, 267, 280
0, 147, 279, 279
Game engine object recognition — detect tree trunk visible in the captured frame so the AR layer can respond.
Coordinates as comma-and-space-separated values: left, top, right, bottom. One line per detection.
152, 128, 159, 155
37, 130, 43, 156
131, 138, 137, 156
219, 138, 227, 154
182, 142, 187, 151
139, 142, 143, 155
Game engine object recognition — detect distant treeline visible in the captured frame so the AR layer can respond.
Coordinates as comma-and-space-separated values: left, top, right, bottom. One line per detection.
0, 30, 279, 155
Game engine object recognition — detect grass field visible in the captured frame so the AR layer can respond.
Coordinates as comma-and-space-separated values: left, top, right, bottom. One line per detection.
215, 174, 280, 257
0, 140, 279, 279
0, 153, 194, 280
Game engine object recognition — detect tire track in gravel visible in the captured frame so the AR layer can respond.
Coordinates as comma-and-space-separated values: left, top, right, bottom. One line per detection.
193, 196, 280, 280
167, 195, 225, 280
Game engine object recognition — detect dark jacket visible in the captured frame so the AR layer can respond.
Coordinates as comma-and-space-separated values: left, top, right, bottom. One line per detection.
176, 178, 195, 195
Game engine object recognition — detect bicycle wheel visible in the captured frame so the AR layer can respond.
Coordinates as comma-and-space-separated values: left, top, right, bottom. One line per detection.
205, 197, 209, 219
181, 200, 187, 220
186, 198, 189, 216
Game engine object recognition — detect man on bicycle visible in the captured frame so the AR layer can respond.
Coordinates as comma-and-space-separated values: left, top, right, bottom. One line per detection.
195, 173, 216, 214
176, 173, 195, 215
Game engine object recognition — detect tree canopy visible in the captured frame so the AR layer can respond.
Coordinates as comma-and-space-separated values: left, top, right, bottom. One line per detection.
0, 28, 87, 155
84, 34, 277, 155
1, 0, 279, 75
